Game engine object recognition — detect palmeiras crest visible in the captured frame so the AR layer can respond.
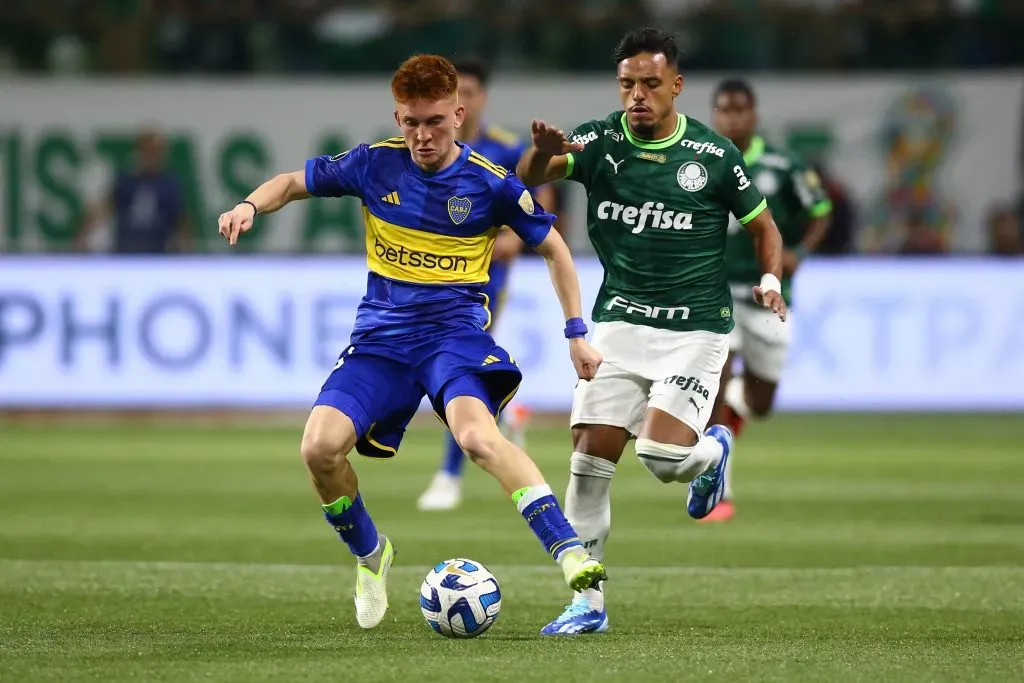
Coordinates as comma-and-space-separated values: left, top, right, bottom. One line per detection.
447, 196, 472, 225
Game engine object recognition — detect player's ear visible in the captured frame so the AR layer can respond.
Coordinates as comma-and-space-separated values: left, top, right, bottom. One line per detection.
393, 110, 400, 128
672, 74, 684, 98
454, 104, 465, 129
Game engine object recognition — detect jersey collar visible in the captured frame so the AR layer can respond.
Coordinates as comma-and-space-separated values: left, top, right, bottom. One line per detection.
620, 112, 687, 150
743, 135, 766, 166
408, 142, 470, 178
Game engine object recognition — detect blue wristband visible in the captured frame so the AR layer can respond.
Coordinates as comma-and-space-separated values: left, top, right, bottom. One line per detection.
564, 317, 588, 339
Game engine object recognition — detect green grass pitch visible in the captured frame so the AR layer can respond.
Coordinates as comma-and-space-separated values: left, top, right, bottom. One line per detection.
1, 414, 1023, 682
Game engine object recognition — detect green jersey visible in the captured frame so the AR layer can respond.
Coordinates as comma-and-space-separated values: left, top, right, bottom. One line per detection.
564, 111, 767, 334
725, 136, 832, 304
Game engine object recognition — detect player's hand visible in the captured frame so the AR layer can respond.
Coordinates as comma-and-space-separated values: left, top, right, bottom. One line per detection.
753, 286, 788, 322
531, 120, 584, 157
218, 202, 256, 246
569, 337, 602, 381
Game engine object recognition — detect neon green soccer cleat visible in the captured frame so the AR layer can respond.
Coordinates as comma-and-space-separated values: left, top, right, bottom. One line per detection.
561, 551, 607, 592
354, 535, 396, 629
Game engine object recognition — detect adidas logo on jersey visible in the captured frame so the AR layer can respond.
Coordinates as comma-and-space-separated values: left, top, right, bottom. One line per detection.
680, 139, 726, 158
381, 191, 401, 205
597, 200, 693, 234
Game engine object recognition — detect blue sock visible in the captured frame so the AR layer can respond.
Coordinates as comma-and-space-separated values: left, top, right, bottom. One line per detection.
513, 484, 583, 562
322, 493, 379, 557
441, 432, 466, 477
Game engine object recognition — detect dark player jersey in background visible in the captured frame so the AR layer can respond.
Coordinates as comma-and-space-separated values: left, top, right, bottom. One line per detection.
304, 139, 553, 350
111, 171, 184, 254
724, 135, 832, 304
464, 124, 525, 176
462, 125, 528, 301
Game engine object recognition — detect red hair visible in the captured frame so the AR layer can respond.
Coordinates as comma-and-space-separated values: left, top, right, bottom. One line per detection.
391, 55, 459, 104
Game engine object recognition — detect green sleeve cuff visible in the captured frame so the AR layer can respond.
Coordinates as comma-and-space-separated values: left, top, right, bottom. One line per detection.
739, 198, 768, 225
809, 199, 833, 218
564, 153, 575, 179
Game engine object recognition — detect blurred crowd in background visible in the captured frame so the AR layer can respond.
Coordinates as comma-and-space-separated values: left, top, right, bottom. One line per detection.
1, 0, 1022, 74
0, 0, 1022, 258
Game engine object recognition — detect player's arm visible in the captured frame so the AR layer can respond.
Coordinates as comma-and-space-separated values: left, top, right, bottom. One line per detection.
492, 184, 558, 262
784, 166, 833, 275
498, 177, 602, 380
723, 147, 786, 321
218, 146, 368, 246
515, 119, 594, 186
533, 228, 602, 381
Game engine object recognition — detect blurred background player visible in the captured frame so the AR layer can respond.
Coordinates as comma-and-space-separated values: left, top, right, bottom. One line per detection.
705, 78, 833, 522
417, 57, 558, 512
75, 129, 190, 254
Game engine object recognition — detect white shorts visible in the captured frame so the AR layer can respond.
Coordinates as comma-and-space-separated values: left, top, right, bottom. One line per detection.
728, 301, 791, 382
570, 321, 729, 437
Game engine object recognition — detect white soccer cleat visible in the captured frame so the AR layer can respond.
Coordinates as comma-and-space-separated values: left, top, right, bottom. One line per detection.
417, 472, 463, 511
354, 535, 395, 629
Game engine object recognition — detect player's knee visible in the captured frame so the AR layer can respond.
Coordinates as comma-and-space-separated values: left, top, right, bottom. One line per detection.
634, 438, 691, 484
452, 422, 502, 465
749, 400, 774, 419
300, 423, 350, 474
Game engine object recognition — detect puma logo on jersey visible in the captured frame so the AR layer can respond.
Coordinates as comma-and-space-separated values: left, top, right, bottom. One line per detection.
604, 154, 625, 174
680, 139, 726, 158
688, 396, 702, 415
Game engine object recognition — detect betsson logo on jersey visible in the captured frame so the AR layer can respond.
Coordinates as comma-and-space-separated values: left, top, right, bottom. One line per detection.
597, 201, 693, 234
373, 237, 469, 273
680, 139, 726, 157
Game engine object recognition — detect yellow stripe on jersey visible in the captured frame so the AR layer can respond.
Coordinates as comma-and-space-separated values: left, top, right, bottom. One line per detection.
468, 151, 508, 178
370, 137, 406, 149
362, 207, 497, 285
484, 125, 520, 146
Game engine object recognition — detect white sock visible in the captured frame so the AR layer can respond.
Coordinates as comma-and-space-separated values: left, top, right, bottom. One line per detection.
681, 435, 724, 482
357, 538, 382, 571
565, 452, 616, 610
635, 437, 723, 484
722, 376, 749, 500
724, 376, 751, 419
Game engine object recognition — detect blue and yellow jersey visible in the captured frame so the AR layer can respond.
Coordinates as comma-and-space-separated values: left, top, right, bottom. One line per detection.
304, 139, 554, 343
463, 124, 526, 176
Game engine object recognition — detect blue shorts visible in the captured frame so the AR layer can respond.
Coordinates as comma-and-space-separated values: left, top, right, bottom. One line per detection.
314, 329, 521, 458
481, 262, 510, 329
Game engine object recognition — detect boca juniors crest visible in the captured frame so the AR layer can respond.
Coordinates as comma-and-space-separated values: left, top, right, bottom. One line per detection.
447, 196, 472, 224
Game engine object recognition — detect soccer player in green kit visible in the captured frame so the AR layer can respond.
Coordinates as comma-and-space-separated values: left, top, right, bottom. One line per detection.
702, 79, 833, 523
517, 28, 787, 635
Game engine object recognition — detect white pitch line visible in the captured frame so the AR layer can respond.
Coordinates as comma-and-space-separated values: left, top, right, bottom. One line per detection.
1, 558, 1021, 576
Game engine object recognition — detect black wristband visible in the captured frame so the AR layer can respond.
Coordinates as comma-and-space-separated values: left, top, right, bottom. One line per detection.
238, 200, 258, 216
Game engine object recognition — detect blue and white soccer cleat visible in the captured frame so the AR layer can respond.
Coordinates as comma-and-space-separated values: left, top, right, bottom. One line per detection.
540, 595, 609, 636
687, 425, 733, 520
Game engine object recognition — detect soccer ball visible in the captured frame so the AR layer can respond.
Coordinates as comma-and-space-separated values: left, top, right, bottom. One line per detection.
419, 558, 502, 638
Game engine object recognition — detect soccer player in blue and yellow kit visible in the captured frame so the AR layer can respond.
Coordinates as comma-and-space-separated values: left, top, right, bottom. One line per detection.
417, 57, 558, 512
217, 55, 607, 630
